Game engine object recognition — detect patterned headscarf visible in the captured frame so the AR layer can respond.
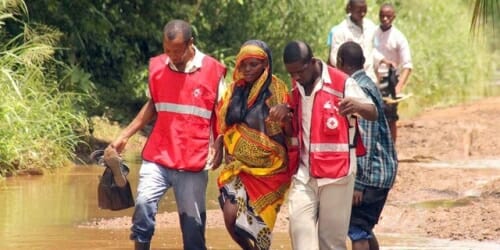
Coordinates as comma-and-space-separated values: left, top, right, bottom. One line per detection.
216, 42, 291, 242
233, 40, 271, 83
219, 40, 274, 132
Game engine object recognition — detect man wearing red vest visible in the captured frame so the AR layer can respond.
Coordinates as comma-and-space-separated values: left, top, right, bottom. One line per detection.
283, 40, 377, 250
107, 20, 226, 250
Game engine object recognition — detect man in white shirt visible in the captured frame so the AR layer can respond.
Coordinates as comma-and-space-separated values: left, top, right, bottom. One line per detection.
373, 3, 413, 143
284, 40, 377, 250
328, 0, 377, 82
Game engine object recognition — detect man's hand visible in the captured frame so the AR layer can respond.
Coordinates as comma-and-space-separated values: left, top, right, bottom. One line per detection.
338, 97, 362, 116
380, 58, 396, 69
352, 190, 363, 206
109, 136, 129, 154
339, 97, 377, 121
268, 103, 294, 136
268, 104, 291, 123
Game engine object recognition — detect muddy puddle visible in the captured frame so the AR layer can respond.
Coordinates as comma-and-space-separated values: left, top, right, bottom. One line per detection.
0, 158, 499, 249
417, 158, 500, 169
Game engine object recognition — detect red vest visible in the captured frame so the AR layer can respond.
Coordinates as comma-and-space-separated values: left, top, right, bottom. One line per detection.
291, 66, 365, 179
142, 54, 226, 171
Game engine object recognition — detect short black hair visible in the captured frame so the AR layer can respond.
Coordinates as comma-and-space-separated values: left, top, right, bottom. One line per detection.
283, 40, 313, 64
337, 41, 365, 69
349, 0, 367, 6
163, 19, 192, 43
347, 0, 367, 13
380, 2, 395, 11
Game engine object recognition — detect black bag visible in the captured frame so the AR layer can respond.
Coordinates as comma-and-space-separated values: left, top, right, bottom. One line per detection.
91, 150, 135, 211
380, 66, 399, 100
97, 164, 135, 210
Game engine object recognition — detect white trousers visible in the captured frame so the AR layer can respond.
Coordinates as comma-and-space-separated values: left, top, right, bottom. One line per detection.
288, 174, 354, 250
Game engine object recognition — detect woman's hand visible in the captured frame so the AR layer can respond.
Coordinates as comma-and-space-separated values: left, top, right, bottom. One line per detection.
207, 134, 224, 170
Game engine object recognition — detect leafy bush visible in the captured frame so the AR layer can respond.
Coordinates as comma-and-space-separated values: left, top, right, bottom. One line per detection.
0, 0, 496, 175
24, 0, 194, 121
193, 0, 347, 82
0, 0, 90, 176
21, 0, 498, 121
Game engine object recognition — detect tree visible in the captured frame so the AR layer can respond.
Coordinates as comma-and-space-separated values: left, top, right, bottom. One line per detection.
470, 0, 499, 35
24, 1, 194, 121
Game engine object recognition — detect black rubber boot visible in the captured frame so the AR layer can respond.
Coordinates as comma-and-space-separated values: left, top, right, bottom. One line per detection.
134, 241, 150, 250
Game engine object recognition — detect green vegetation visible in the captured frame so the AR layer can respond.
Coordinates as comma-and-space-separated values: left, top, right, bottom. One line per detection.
24, 0, 186, 121
470, 0, 499, 35
23, 0, 346, 121
192, 0, 344, 80
0, 0, 497, 175
21, 0, 497, 120
0, 0, 90, 176
389, 0, 497, 117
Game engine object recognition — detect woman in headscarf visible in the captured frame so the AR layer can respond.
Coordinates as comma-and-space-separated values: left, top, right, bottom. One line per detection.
215, 40, 295, 250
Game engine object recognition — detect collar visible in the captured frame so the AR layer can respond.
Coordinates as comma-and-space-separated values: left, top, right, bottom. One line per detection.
346, 15, 367, 32
165, 46, 205, 73
351, 69, 365, 79
379, 25, 394, 33
320, 60, 332, 85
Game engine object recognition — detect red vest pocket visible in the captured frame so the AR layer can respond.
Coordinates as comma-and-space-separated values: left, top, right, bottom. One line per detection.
310, 152, 349, 179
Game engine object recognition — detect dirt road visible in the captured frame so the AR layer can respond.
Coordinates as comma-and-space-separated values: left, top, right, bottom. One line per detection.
87, 97, 500, 243
378, 96, 500, 241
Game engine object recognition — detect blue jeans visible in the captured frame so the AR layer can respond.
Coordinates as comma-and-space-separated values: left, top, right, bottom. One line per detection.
130, 161, 208, 250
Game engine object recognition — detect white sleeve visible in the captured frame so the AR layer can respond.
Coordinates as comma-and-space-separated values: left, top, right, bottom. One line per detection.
372, 31, 385, 66
398, 33, 413, 69
329, 27, 346, 66
344, 77, 373, 105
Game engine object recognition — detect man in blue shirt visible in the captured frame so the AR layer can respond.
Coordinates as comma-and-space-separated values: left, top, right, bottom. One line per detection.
336, 41, 398, 250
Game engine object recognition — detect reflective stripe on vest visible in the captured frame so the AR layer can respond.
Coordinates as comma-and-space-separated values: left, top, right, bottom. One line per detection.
322, 85, 344, 98
290, 137, 299, 146
155, 102, 212, 119
310, 143, 349, 152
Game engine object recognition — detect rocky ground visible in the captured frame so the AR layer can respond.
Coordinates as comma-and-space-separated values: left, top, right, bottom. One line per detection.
84, 97, 500, 243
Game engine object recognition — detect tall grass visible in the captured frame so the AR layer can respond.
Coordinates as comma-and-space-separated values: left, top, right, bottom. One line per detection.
207, 0, 497, 117
379, 0, 496, 117
315, 0, 496, 117
0, 0, 89, 176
